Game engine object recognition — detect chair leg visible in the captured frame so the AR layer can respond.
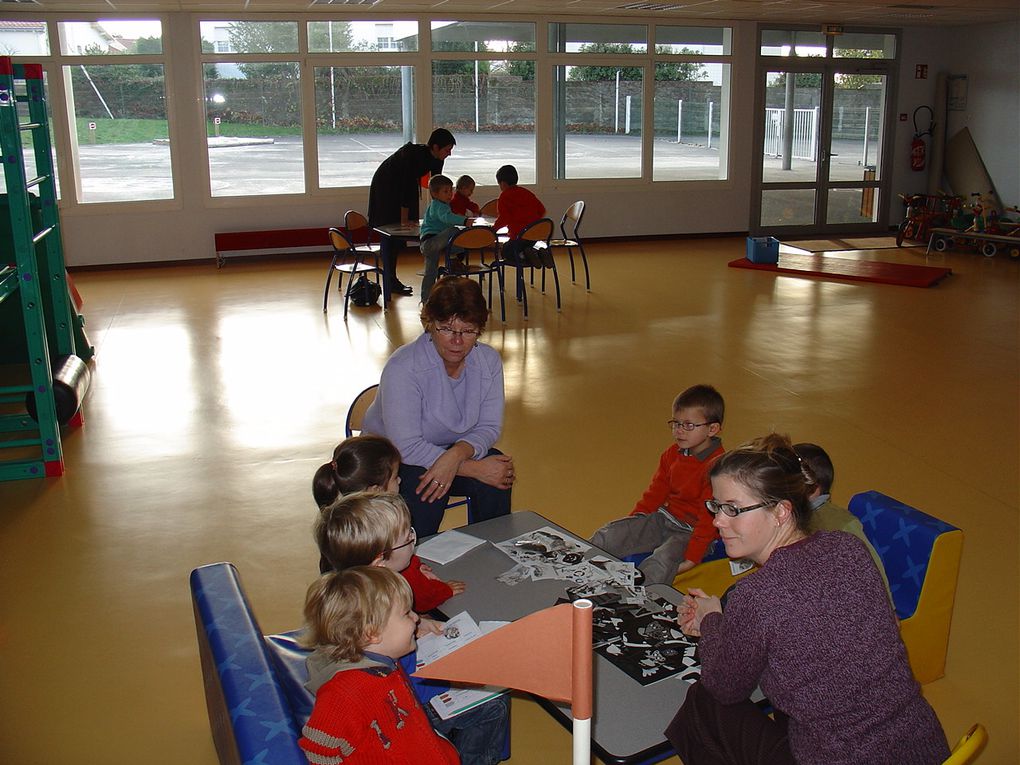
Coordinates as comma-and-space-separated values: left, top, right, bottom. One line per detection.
323, 256, 339, 312
494, 265, 507, 323
551, 264, 562, 311
567, 247, 577, 283
519, 267, 529, 319
578, 242, 591, 291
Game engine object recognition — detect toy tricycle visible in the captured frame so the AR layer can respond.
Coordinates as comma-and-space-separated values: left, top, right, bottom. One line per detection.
896, 193, 962, 246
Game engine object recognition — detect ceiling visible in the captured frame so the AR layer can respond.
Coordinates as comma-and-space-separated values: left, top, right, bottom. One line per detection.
1, 0, 1017, 27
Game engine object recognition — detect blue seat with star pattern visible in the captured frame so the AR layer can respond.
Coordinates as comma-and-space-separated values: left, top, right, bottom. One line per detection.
848, 490, 963, 684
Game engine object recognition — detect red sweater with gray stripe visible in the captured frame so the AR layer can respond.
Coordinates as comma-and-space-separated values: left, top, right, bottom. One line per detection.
299, 653, 459, 765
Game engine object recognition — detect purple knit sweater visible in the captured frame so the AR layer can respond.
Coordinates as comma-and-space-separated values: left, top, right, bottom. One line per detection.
698, 531, 949, 765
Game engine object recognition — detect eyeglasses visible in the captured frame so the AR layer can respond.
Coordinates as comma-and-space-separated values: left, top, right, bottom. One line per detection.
667, 420, 710, 432
385, 527, 417, 553
705, 500, 774, 517
434, 325, 480, 340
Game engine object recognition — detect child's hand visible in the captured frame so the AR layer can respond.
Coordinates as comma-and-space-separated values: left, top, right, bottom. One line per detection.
419, 563, 439, 580
417, 617, 444, 637
445, 579, 466, 595
676, 560, 696, 575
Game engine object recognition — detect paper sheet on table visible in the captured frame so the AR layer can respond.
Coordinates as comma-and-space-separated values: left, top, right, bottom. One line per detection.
415, 612, 509, 720
416, 529, 486, 565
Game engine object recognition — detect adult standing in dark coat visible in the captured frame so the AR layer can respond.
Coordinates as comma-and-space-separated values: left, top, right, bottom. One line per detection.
368, 128, 457, 296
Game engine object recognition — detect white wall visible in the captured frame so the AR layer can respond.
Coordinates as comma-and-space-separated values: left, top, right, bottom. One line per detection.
941, 18, 1020, 203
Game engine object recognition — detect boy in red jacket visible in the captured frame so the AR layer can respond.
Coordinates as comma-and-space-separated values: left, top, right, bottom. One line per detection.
590, 384, 725, 585
299, 566, 461, 764
493, 164, 548, 268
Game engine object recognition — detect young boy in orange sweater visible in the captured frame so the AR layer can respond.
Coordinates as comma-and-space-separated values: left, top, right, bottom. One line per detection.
590, 384, 725, 585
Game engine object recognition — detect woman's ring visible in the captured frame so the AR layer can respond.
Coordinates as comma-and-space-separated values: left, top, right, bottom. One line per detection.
438, 482, 445, 488
431, 479, 439, 484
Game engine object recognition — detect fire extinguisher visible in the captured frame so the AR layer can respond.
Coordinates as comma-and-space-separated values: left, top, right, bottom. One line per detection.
911, 105, 934, 172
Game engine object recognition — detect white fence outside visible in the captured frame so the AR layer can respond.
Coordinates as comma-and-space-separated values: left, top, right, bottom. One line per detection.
764, 107, 818, 161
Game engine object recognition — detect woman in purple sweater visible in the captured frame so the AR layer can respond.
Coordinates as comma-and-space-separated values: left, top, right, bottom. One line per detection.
362, 276, 514, 536
666, 433, 948, 765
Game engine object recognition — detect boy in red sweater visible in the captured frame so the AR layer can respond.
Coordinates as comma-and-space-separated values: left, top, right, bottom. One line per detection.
590, 384, 725, 585
299, 566, 460, 765
493, 164, 548, 268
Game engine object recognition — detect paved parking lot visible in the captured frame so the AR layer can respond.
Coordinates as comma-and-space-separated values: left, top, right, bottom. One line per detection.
58, 131, 877, 204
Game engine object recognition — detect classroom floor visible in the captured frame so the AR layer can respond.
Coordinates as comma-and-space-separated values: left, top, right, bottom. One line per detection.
0, 237, 1016, 764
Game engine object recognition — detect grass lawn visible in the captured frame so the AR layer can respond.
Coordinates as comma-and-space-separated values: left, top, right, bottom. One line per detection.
74, 118, 302, 144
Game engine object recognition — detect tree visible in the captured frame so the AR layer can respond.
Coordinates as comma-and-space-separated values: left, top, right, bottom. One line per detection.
568, 43, 707, 81
568, 43, 642, 81
835, 49, 884, 90
131, 36, 163, 78
654, 47, 706, 81
227, 21, 300, 78
432, 41, 491, 76
308, 21, 355, 53
771, 72, 823, 88
501, 42, 535, 81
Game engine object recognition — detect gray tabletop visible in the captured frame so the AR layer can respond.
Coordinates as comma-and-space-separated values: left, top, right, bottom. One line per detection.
422, 510, 689, 765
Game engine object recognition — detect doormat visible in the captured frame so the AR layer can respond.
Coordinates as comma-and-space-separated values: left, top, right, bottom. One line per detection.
784, 236, 905, 252
728, 253, 952, 288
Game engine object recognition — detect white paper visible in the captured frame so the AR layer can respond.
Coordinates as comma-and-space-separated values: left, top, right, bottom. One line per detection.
416, 529, 486, 565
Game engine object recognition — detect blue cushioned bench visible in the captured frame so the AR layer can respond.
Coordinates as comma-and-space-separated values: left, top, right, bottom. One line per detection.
190, 562, 312, 765
848, 491, 963, 683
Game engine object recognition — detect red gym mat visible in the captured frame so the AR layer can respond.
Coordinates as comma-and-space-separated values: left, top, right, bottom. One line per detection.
728, 253, 952, 288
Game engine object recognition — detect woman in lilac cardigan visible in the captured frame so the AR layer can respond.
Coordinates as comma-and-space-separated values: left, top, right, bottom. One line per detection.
362, 276, 514, 536
667, 433, 948, 765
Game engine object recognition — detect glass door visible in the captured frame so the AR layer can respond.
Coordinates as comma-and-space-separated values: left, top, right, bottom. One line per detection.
751, 29, 897, 236
824, 69, 889, 226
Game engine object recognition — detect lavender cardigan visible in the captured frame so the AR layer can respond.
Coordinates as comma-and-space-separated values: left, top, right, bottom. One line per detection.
362, 332, 504, 469
697, 531, 949, 765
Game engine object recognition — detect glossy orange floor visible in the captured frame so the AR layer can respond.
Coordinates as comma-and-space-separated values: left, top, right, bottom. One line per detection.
0, 238, 1016, 764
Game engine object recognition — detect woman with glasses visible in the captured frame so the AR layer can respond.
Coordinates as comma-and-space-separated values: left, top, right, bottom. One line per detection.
665, 433, 948, 765
362, 276, 514, 536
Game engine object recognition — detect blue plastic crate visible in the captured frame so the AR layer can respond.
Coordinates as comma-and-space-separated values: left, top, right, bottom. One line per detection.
746, 236, 780, 264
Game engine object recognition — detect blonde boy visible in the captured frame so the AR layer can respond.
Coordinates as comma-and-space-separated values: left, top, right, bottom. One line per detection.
299, 567, 459, 764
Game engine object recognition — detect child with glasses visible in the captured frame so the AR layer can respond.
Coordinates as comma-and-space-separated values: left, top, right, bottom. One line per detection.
313, 441, 465, 613
589, 384, 725, 585
666, 433, 948, 765
298, 566, 460, 765
315, 491, 510, 765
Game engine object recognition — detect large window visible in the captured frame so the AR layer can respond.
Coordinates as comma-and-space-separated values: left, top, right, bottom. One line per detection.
59, 20, 173, 203
652, 26, 731, 181
315, 65, 414, 189
549, 22, 730, 182
430, 21, 536, 188
201, 21, 304, 197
